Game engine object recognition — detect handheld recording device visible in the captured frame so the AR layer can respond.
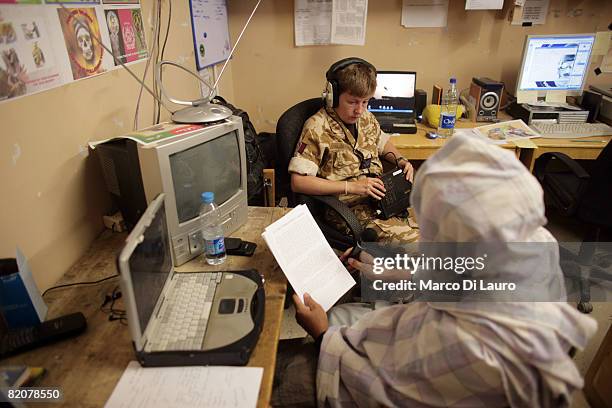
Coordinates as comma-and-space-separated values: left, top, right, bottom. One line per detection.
376, 168, 412, 220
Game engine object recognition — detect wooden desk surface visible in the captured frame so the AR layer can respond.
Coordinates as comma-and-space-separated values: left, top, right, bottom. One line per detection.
391, 117, 518, 160
3, 206, 288, 408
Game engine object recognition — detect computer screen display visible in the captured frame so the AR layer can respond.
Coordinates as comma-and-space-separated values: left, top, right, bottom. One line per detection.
170, 130, 241, 224
517, 34, 595, 92
128, 200, 172, 335
368, 71, 416, 114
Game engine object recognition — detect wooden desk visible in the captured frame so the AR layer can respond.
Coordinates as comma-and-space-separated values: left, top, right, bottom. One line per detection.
519, 136, 611, 171
3, 206, 288, 408
391, 119, 519, 161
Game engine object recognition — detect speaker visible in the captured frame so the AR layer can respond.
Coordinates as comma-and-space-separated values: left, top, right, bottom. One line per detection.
580, 90, 603, 123
415, 89, 427, 120
322, 57, 376, 108
469, 77, 503, 122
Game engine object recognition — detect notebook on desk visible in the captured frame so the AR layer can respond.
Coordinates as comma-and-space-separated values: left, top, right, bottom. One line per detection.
368, 71, 417, 134
117, 193, 264, 367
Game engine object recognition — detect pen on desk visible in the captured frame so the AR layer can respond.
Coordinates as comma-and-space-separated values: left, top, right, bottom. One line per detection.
570, 140, 607, 143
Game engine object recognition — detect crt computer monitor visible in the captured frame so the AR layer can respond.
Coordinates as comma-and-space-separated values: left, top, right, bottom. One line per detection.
95, 116, 248, 266
516, 33, 596, 97
367, 71, 416, 116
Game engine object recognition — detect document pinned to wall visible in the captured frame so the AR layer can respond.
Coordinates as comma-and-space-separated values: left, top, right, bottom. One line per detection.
331, 0, 368, 46
262, 205, 356, 311
511, 0, 549, 25
401, 0, 448, 28
294, 0, 368, 46
465, 0, 503, 10
105, 362, 263, 408
189, 0, 231, 70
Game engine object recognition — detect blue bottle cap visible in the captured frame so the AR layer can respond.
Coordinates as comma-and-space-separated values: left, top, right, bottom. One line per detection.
201, 192, 214, 203
450, 77, 457, 84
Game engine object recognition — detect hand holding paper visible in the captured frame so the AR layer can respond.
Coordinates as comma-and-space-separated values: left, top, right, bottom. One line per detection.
262, 205, 355, 311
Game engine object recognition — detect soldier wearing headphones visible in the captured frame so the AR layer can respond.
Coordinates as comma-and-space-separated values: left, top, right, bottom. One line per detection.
288, 57, 418, 244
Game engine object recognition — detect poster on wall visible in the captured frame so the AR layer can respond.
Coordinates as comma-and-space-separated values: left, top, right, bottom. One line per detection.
0, 0, 145, 104
0, 1, 42, 4
103, 6, 146, 65
189, 0, 231, 70
102, 0, 139, 4
45, 1, 100, 3
0, 5, 62, 101
57, 7, 105, 79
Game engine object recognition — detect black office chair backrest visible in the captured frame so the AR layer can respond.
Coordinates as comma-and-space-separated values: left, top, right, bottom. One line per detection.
275, 98, 324, 206
578, 141, 612, 227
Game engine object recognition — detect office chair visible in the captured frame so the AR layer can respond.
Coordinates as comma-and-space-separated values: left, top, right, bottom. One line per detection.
275, 98, 366, 251
534, 141, 612, 313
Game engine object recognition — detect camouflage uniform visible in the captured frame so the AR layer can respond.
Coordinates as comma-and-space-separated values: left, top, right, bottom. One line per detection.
288, 107, 418, 244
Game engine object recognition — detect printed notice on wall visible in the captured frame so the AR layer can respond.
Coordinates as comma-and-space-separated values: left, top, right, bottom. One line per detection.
189, 0, 231, 70
294, 0, 368, 46
465, 0, 503, 10
330, 0, 367, 46
511, 0, 549, 25
401, 0, 448, 28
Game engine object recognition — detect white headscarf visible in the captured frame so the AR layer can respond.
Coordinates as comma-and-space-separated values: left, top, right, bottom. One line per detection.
317, 131, 597, 408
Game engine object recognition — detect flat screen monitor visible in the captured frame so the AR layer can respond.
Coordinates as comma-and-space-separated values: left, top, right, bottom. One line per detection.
95, 117, 248, 266
516, 34, 596, 96
368, 71, 416, 115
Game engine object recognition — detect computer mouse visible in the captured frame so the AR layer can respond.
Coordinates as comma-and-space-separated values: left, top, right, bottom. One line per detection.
426, 132, 438, 139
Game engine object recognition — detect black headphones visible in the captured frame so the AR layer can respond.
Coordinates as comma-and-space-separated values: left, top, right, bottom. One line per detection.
322, 57, 376, 109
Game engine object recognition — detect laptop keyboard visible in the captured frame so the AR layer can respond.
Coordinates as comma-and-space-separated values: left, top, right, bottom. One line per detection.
148, 272, 221, 351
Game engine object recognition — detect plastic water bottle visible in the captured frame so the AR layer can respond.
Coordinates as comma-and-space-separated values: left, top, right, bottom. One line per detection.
199, 192, 226, 265
437, 77, 459, 138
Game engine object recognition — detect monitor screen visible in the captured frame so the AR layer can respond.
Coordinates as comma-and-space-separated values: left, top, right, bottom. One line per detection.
128, 200, 172, 335
170, 130, 241, 224
368, 71, 416, 114
517, 34, 595, 92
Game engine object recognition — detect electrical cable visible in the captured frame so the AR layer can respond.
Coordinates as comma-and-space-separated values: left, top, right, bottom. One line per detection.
157, 0, 172, 124
100, 286, 127, 325
133, 0, 162, 130
42, 274, 119, 297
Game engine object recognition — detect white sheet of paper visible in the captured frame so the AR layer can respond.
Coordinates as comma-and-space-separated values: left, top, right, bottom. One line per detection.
516, 90, 538, 104
262, 205, 355, 311
401, 0, 448, 28
104, 362, 263, 408
294, 0, 332, 46
465, 0, 503, 10
330, 0, 368, 45
511, 0, 549, 25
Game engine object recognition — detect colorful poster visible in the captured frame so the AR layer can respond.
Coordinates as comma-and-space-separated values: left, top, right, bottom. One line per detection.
104, 7, 145, 65
0, 6, 62, 101
45, 1, 99, 3
0, 1, 42, 4
102, 0, 139, 4
57, 7, 105, 80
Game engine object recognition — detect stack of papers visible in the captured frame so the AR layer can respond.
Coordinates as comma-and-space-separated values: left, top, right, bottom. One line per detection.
262, 205, 356, 311
105, 362, 263, 408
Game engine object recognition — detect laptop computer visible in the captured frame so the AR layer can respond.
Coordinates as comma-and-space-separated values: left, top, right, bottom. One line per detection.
368, 71, 418, 134
117, 193, 264, 367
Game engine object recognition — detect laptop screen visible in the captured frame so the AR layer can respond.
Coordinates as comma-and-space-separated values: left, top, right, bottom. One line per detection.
128, 201, 173, 334
368, 71, 416, 115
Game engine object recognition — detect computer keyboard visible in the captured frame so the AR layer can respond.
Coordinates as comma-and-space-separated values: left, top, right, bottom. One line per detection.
149, 273, 219, 351
530, 122, 612, 138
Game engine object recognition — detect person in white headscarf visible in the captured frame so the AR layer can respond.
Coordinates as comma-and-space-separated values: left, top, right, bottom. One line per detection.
277, 131, 597, 407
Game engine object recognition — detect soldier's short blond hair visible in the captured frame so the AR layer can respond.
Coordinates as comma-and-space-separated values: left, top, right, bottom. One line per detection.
336, 63, 377, 98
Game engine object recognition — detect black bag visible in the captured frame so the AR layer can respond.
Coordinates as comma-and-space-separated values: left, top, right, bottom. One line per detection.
212, 96, 265, 206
